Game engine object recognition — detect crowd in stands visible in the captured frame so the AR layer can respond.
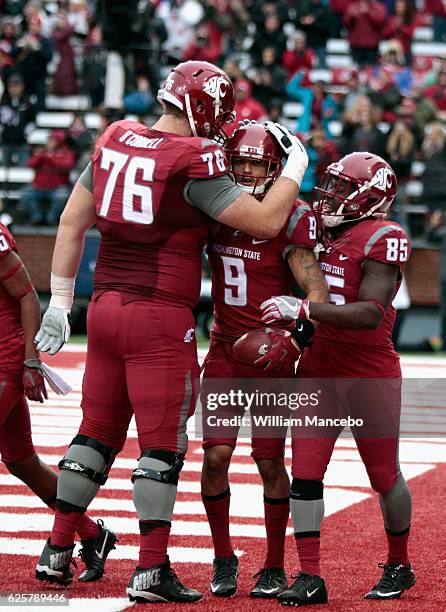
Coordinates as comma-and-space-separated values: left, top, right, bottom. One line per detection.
0, 0, 445, 244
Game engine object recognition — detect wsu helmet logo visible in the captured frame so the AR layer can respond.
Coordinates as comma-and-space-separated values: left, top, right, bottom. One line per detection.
373, 167, 393, 191
203, 75, 229, 99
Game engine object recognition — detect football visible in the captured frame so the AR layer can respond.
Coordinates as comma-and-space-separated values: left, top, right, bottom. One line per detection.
233, 327, 287, 364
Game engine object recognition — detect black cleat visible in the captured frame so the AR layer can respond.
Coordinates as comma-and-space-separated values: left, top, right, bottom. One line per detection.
35, 539, 75, 586
127, 558, 202, 603
250, 567, 288, 598
365, 562, 416, 600
210, 554, 239, 597
78, 519, 118, 582
278, 572, 328, 606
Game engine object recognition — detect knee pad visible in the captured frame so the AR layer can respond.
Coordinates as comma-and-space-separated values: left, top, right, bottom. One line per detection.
131, 449, 184, 486
291, 478, 324, 501
132, 449, 184, 522
56, 435, 118, 513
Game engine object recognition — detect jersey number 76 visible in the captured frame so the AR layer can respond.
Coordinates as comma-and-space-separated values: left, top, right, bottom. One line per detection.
98, 148, 155, 225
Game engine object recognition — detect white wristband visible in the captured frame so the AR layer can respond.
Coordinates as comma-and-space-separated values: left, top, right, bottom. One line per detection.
281, 148, 308, 188
49, 273, 75, 310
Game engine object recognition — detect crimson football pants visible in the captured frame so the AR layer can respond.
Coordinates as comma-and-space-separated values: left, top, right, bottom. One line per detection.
79, 292, 200, 453
0, 335, 35, 463
202, 339, 292, 460
291, 372, 402, 493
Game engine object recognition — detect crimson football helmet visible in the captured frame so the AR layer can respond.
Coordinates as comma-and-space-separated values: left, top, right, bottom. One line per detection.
157, 61, 235, 142
313, 152, 397, 227
225, 123, 284, 197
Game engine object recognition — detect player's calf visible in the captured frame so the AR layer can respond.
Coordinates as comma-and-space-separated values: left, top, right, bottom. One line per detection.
130, 449, 201, 601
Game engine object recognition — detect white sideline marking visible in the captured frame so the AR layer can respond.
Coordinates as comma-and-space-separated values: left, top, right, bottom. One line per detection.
0, 512, 283, 539
0, 537, 240, 564
0, 487, 369, 518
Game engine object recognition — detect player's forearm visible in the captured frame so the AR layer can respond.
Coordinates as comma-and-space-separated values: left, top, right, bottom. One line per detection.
308, 301, 384, 330
288, 247, 329, 305
49, 181, 95, 308
258, 177, 300, 237
20, 289, 41, 360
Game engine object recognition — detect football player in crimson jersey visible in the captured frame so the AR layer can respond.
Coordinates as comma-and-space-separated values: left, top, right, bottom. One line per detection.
201, 123, 329, 599
33, 61, 309, 603
260, 153, 415, 606
0, 223, 116, 584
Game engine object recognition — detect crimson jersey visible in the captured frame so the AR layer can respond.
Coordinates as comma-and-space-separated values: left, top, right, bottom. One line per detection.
300, 219, 411, 377
0, 223, 22, 344
91, 119, 229, 308
209, 200, 318, 343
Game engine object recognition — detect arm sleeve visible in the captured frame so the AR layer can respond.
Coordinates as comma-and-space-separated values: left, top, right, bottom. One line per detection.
184, 174, 244, 219
78, 160, 93, 193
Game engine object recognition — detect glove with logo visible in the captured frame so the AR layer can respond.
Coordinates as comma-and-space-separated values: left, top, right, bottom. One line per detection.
264, 121, 308, 187
254, 328, 301, 372
35, 307, 71, 355
23, 358, 47, 403
261, 296, 310, 325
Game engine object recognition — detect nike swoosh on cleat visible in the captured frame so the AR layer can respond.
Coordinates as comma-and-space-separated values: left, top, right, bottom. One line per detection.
260, 588, 280, 594
375, 590, 402, 597
96, 531, 109, 560
306, 588, 319, 598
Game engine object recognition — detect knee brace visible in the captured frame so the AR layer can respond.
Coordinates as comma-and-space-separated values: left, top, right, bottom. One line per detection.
56, 435, 118, 513
132, 449, 184, 522
290, 478, 324, 536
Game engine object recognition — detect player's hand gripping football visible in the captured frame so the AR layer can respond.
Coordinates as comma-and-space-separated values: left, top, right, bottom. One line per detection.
23, 358, 47, 403
264, 121, 308, 187
35, 307, 71, 355
260, 296, 310, 325
254, 328, 301, 372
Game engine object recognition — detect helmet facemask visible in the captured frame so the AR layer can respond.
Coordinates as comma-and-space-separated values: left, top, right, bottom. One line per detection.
228, 154, 280, 198
313, 169, 393, 228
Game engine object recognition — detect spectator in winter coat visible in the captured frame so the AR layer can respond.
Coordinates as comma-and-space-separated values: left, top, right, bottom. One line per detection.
425, 0, 446, 43
383, 0, 416, 64
82, 26, 106, 109
0, 73, 35, 166
423, 69, 446, 115
343, 0, 387, 67
183, 21, 222, 64
250, 13, 287, 65
23, 130, 75, 225
250, 47, 288, 110
282, 31, 315, 77
223, 78, 267, 136
11, 15, 52, 111
296, 0, 330, 68
51, 13, 78, 96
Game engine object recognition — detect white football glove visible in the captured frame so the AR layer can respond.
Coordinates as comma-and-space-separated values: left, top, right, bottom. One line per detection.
260, 296, 310, 325
35, 307, 71, 355
264, 121, 308, 187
